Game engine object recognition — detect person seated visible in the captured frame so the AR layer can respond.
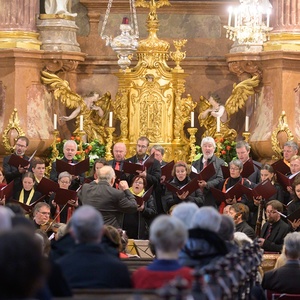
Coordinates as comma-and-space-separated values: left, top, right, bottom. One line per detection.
122, 175, 157, 239
57, 205, 132, 289
179, 207, 228, 268
32, 202, 51, 230
132, 215, 193, 289
171, 202, 199, 230
162, 161, 204, 213
262, 232, 300, 294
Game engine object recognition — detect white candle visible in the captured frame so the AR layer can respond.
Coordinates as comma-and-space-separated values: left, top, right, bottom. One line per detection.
228, 7, 232, 26
267, 10, 270, 27
217, 117, 221, 133
53, 114, 57, 130
190, 112, 194, 128
79, 115, 84, 131
245, 116, 249, 132
109, 111, 113, 127
234, 8, 237, 27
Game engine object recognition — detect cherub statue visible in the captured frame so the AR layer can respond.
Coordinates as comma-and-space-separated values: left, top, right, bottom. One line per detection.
45, 0, 77, 17
198, 76, 260, 140
41, 71, 111, 144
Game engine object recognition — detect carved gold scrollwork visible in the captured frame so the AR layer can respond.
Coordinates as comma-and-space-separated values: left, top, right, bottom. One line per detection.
271, 111, 294, 160
228, 61, 262, 81
2, 109, 25, 153
45, 60, 79, 73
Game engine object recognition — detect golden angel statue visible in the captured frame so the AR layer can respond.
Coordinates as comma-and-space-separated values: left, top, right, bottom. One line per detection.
41, 71, 111, 144
198, 76, 260, 140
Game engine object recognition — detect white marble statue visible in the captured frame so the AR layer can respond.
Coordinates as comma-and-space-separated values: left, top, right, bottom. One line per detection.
45, 0, 77, 17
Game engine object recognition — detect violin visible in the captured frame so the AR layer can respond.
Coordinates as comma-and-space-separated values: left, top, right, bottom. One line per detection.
40, 219, 61, 233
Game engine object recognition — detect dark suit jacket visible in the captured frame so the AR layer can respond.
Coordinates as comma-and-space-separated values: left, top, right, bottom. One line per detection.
247, 160, 261, 185
260, 219, 290, 252
236, 221, 256, 240
50, 157, 84, 191
125, 155, 161, 189
78, 181, 138, 228
58, 243, 132, 289
192, 155, 226, 207
262, 261, 300, 294
3, 154, 31, 192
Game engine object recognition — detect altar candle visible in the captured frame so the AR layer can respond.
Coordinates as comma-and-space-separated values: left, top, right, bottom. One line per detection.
245, 116, 249, 132
191, 112, 195, 128
228, 7, 232, 26
217, 117, 221, 133
109, 112, 113, 127
79, 115, 84, 131
267, 10, 270, 27
53, 114, 57, 130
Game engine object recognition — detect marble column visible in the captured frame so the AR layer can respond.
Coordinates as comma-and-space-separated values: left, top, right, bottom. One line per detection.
0, 0, 41, 49
264, 0, 300, 51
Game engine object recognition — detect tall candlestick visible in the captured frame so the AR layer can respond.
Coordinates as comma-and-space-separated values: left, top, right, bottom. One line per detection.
53, 114, 57, 130
217, 117, 221, 133
190, 112, 194, 128
109, 112, 113, 127
79, 115, 83, 131
245, 116, 249, 132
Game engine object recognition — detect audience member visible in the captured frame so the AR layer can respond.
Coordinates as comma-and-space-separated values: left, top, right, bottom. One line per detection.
218, 214, 239, 252
57, 205, 132, 289
132, 215, 193, 289
179, 207, 228, 268
192, 136, 226, 207
258, 200, 290, 252
78, 165, 138, 228
262, 232, 300, 294
171, 202, 199, 229
0, 206, 13, 231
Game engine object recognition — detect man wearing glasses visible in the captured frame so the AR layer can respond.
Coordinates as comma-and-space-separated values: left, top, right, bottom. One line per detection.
3, 136, 31, 192
32, 202, 51, 229
125, 136, 161, 189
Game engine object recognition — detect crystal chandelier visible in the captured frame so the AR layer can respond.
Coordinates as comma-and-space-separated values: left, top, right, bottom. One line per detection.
224, 0, 273, 51
100, 0, 139, 70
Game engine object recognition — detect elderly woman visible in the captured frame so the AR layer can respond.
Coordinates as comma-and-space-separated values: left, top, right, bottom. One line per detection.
217, 159, 252, 213
162, 161, 204, 213
122, 175, 157, 239
132, 215, 193, 289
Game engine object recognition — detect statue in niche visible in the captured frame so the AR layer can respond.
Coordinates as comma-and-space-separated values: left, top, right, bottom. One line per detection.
198, 76, 260, 141
41, 71, 111, 144
45, 0, 77, 17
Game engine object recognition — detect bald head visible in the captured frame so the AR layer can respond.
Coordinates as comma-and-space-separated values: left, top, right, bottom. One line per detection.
113, 142, 127, 161
97, 166, 115, 185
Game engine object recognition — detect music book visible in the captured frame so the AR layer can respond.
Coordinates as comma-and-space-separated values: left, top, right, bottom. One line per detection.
7, 154, 31, 168
133, 240, 154, 259
272, 159, 290, 176
54, 188, 77, 206
123, 153, 155, 174
276, 171, 300, 191
134, 186, 154, 206
10, 195, 45, 214
164, 178, 199, 198
211, 184, 245, 205
221, 159, 255, 179
190, 162, 215, 181
36, 177, 59, 196
161, 160, 175, 182
0, 180, 14, 200
237, 179, 277, 200
56, 158, 90, 176
287, 207, 300, 222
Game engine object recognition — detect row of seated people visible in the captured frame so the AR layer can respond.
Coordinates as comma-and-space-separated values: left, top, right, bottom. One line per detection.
1, 136, 300, 247
1, 202, 299, 299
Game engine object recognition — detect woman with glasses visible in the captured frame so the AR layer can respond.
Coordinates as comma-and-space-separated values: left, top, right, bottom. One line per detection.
49, 171, 78, 224
122, 175, 157, 239
162, 161, 204, 214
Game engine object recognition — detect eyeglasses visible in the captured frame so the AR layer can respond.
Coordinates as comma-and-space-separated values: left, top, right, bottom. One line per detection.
16, 144, 27, 148
229, 167, 240, 171
135, 181, 144, 185
137, 144, 147, 149
59, 181, 70, 185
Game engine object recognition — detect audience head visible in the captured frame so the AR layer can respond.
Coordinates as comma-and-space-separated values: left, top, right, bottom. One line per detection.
235, 140, 250, 163
283, 141, 299, 162
6, 203, 25, 215
150, 215, 187, 254
55, 223, 68, 241
265, 200, 283, 224
58, 171, 72, 189
63, 140, 77, 160
103, 225, 122, 252
283, 232, 300, 260
200, 136, 216, 159
33, 203, 51, 226
136, 136, 150, 158
0, 230, 47, 299
223, 205, 232, 215
96, 166, 116, 186
22, 172, 35, 191
191, 207, 222, 233
234, 232, 253, 247
14, 136, 29, 156
0, 206, 13, 231
113, 142, 127, 161
260, 164, 275, 183
229, 159, 243, 178
150, 145, 165, 163
290, 155, 300, 175
118, 229, 129, 254
171, 202, 199, 229
91, 158, 107, 179
218, 214, 235, 242
35, 229, 51, 256
70, 205, 104, 244
229, 203, 249, 224
11, 215, 35, 234
172, 161, 189, 181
